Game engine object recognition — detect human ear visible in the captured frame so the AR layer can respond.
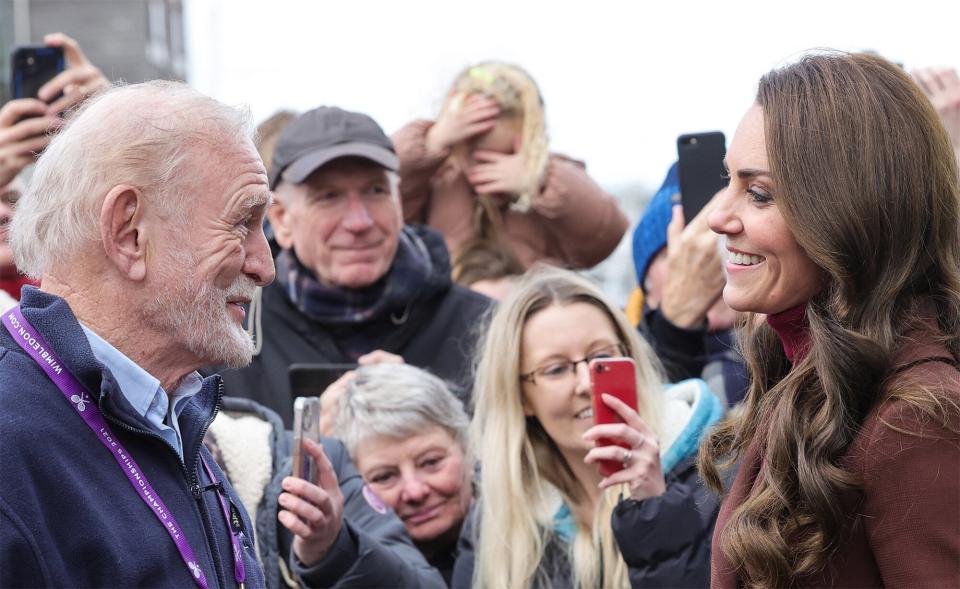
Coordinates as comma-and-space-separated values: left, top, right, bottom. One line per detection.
267, 194, 294, 250
99, 185, 147, 281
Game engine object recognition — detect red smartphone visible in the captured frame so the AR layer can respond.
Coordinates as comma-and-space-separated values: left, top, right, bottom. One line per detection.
589, 357, 638, 477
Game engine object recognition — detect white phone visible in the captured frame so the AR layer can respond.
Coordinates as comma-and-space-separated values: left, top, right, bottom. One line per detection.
291, 396, 321, 482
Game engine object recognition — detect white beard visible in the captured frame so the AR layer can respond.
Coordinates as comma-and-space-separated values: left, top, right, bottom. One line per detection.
143, 249, 257, 369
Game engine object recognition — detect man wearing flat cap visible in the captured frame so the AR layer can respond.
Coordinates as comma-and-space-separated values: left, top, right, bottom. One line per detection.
219, 107, 490, 427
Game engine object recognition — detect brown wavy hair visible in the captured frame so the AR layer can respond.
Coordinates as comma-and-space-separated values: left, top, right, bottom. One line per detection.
698, 51, 960, 587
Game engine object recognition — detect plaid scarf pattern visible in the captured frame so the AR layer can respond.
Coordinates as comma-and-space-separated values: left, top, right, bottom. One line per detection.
275, 226, 439, 326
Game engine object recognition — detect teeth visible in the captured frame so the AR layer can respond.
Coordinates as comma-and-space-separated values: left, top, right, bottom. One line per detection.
728, 251, 764, 266
576, 408, 593, 419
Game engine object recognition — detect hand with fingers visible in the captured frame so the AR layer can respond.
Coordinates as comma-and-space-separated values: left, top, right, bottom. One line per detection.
0, 99, 61, 187
912, 67, 960, 156
317, 351, 404, 436
425, 93, 500, 155
39, 33, 109, 115
583, 393, 666, 501
466, 144, 530, 199
318, 371, 356, 437
659, 202, 725, 328
357, 349, 405, 366
279, 438, 346, 566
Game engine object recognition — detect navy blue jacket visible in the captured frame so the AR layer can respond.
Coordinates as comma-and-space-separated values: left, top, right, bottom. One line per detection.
0, 288, 264, 588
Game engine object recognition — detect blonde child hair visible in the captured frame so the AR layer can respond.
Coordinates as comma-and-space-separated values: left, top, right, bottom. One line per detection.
449, 62, 549, 213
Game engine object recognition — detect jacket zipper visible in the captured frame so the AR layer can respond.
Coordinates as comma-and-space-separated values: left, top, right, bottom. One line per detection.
98, 376, 230, 588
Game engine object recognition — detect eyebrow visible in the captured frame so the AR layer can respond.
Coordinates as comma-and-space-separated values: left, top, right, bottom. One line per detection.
242, 191, 272, 210
722, 158, 771, 179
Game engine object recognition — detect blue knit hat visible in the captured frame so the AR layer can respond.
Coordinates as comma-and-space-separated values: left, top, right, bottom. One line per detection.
632, 162, 679, 289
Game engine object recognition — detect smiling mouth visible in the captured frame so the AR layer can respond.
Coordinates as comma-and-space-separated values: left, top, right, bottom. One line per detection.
575, 407, 594, 420
402, 503, 446, 524
727, 250, 765, 266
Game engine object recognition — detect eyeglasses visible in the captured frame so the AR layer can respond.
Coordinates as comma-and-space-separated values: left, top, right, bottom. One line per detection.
519, 343, 627, 386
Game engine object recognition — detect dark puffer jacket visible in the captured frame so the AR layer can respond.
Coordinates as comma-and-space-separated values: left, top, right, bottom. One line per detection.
217, 225, 491, 426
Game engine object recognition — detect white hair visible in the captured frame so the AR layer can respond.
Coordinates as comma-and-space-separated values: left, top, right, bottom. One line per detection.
333, 363, 470, 457
10, 80, 253, 278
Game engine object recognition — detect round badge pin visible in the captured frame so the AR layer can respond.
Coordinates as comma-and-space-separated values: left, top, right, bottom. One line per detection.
362, 485, 388, 514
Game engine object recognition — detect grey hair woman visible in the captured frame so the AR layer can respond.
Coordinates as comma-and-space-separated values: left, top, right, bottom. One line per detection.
333, 363, 473, 585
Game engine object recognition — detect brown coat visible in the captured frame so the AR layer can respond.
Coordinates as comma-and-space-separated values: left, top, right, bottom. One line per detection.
712, 331, 960, 588
392, 119, 629, 270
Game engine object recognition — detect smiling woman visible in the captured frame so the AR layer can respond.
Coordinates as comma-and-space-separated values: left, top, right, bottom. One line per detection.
332, 363, 473, 586
461, 265, 725, 589
699, 51, 960, 589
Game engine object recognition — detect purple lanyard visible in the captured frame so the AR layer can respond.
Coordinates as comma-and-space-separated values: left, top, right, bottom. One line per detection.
2, 307, 245, 589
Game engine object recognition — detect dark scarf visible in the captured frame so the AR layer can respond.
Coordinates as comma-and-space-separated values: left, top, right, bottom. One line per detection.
274, 226, 448, 359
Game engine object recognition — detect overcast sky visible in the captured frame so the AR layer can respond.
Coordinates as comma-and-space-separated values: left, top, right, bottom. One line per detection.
184, 0, 959, 193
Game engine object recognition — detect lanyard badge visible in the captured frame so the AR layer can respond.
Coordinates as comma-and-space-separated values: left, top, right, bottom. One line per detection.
2, 307, 247, 588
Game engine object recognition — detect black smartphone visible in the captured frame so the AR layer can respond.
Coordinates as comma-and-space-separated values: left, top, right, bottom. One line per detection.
288, 363, 358, 398
11, 46, 65, 101
677, 131, 727, 224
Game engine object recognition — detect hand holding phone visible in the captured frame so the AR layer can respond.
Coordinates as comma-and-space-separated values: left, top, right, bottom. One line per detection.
278, 437, 346, 567
11, 45, 65, 101
292, 397, 321, 482
677, 131, 727, 224
583, 358, 667, 500
589, 358, 639, 477
0, 99, 59, 187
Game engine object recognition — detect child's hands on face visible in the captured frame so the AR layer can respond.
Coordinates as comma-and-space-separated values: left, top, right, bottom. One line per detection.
426, 92, 499, 155
467, 147, 529, 199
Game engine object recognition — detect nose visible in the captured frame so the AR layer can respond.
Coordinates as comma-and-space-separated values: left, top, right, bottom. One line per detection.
243, 224, 276, 287
399, 472, 430, 505
574, 360, 592, 397
707, 185, 742, 237
340, 193, 374, 232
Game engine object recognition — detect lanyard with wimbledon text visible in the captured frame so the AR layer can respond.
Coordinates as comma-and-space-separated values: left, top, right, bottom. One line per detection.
2, 306, 245, 589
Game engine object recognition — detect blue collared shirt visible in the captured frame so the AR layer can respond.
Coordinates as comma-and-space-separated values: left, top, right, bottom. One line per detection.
81, 324, 202, 459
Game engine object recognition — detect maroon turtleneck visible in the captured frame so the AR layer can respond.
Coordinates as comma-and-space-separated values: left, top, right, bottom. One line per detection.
766, 303, 810, 364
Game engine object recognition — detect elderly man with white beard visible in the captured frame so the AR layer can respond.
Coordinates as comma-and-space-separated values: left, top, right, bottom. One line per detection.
0, 81, 445, 589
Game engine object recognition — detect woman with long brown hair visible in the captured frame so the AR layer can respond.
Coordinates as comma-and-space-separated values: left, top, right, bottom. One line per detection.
699, 51, 960, 588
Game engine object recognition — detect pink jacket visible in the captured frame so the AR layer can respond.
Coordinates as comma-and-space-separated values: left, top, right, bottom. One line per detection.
392, 119, 629, 269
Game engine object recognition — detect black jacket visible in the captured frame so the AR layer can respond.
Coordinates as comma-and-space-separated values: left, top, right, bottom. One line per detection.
613, 455, 719, 588
639, 307, 748, 408
218, 227, 491, 426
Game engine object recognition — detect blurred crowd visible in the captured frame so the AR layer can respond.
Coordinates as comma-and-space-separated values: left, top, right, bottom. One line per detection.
1, 33, 958, 589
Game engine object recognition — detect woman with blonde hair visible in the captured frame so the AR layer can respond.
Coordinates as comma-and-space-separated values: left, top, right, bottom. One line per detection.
700, 51, 960, 588
392, 62, 628, 270
454, 266, 724, 588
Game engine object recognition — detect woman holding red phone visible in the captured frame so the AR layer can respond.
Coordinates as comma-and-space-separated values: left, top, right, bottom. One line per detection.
453, 266, 723, 588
